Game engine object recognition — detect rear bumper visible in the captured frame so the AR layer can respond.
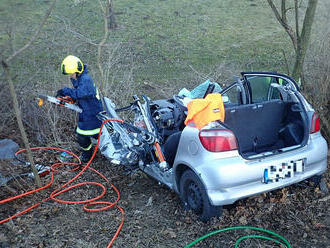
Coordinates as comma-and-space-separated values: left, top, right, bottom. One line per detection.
197, 132, 328, 206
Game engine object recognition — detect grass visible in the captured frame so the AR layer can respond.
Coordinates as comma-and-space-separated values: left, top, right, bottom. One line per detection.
0, 0, 328, 92
111, 0, 290, 82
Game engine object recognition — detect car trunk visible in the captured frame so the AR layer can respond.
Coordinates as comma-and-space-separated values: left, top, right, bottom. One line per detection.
224, 99, 307, 158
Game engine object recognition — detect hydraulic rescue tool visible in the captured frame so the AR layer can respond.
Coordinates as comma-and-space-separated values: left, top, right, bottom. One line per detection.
38, 94, 82, 113
132, 95, 169, 171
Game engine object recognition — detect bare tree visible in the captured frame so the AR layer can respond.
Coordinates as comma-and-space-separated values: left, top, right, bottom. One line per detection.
1, 0, 58, 187
97, 0, 118, 97
267, 0, 318, 84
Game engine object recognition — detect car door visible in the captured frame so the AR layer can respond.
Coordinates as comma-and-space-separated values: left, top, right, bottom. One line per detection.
219, 77, 249, 107
241, 72, 299, 103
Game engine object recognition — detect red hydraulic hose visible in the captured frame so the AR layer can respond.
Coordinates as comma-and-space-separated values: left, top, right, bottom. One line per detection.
0, 119, 125, 248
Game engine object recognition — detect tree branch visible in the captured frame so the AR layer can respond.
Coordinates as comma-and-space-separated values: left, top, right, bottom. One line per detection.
267, 0, 297, 51
5, 0, 57, 64
108, 0, 117, 30
2, 0, 57, 187
97, 0, 110, 96
281, 49, 291, 75
295, 0, 300, 39
292, 0, 318, 81
300, 0, 318, 45
281, 0, 287, 24
2, 60, 41, 187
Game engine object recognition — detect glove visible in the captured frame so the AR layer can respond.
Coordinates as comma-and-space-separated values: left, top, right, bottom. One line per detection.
56, 89, 65, 97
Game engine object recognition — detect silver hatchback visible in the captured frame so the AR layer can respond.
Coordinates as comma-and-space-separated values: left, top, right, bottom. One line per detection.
172, 72, 328, 221
100, 72, 328, 221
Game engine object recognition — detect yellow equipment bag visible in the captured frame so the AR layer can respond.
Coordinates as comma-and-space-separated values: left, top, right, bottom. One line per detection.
184, 93, 225, 130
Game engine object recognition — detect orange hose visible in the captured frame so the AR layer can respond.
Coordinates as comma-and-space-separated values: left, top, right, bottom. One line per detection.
0, 119, 125, 247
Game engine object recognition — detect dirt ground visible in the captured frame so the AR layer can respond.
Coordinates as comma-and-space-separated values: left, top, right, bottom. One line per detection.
0, 137, 329, 248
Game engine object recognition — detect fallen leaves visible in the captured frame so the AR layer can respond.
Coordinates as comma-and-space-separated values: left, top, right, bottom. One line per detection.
184, 216, 192, 224
163, 228, 177, 239
146, 196, 153, 207
238, 216, 247, 225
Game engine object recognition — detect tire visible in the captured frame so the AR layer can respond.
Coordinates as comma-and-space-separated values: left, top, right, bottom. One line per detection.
179, 170, 222, 222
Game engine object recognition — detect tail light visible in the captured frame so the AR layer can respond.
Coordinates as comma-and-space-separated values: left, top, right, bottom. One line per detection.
310, 113, 320, 134
199, 129, 238, 152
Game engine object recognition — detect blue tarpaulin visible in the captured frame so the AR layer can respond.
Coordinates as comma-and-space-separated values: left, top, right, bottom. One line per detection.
0, 139, 19, 159
178, 80, 222, 99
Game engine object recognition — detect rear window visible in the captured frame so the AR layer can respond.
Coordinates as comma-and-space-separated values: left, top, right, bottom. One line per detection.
245, 76, 290, 103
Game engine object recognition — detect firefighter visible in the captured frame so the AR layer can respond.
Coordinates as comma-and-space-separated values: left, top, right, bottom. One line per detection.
56, 55, 103, 163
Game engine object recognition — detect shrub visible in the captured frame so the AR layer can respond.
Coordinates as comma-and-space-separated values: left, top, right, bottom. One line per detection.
303, 32, 330, 142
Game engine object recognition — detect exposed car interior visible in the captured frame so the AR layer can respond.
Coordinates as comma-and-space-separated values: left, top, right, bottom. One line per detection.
156, 73, 308, 161
222, 74, 307, 158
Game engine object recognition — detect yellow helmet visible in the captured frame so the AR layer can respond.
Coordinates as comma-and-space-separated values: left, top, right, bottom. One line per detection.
61, 55, 84, 75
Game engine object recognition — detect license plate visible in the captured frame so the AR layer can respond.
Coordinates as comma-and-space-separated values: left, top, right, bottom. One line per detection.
263, 159, 305, 184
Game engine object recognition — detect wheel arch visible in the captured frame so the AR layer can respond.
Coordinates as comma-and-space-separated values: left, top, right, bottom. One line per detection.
174, 163, 190, 192
174, 164, 208, 197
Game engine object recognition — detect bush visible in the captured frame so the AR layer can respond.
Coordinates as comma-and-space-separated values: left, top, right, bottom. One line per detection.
303, 33, 330, 142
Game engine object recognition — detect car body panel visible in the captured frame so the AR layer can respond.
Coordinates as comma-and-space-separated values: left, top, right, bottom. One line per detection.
101, 72, 328, 213
173, 126, 328, 206
171, 72, 328, 207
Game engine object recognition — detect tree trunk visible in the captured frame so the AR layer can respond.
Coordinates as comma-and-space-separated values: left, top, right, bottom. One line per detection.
108, 0, 117, 30
2, 61, 41, 187
291, 0, 318, 81
292, 45, 304, 84
1, 0, 57, 187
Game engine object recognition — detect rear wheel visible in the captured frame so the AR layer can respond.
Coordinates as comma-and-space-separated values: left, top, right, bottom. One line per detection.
179, 170, 222, 222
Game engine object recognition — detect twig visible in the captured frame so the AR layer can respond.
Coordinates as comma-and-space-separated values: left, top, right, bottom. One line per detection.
97, 0, 110, 96
2, 0, 58, 187
318, 195, 330, 202
267, 0, 297, 51
3, 184, 17, 194
295, 0, 300, 39
2, 60, 41, 187
281, 49, 291, 75
188, 64, 210, 81
5, 0, 57, 64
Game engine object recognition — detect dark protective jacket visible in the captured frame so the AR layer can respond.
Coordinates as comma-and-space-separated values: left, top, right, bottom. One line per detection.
61, 66, 103, 134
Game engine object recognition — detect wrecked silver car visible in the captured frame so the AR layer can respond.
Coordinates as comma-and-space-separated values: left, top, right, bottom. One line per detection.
98, 72, 328, 221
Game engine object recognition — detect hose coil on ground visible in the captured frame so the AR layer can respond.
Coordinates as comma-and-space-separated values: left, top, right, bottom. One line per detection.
184, 226, 291, 248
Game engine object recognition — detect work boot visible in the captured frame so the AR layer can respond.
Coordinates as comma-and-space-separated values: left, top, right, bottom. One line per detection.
80, 149, 93, 163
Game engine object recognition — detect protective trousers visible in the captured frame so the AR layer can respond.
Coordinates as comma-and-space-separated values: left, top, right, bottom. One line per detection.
77, 133, 99, 162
